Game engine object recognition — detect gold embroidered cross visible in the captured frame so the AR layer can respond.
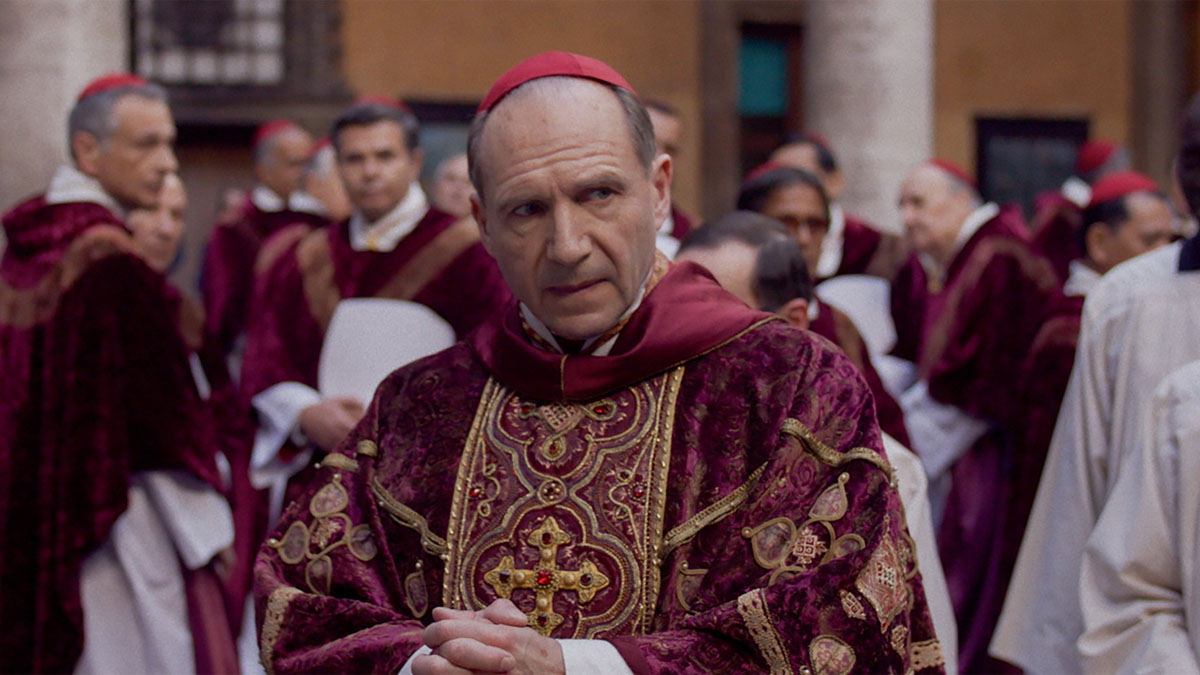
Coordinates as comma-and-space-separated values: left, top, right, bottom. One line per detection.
483, 516, 610, 635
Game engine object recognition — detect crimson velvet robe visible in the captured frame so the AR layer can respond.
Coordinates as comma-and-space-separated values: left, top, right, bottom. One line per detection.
240, 209, 510, 399
1030, 191, 1083, 286
254, 261, 944, 674
0, 196, 224, 672
889, 205, 1060, 673
669, 204, 694, 240
202, 199, 330, 357
808, 298, 911, 448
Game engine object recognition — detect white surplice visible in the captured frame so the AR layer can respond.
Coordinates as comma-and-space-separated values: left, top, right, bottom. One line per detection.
1078, 360, 1200, 673
991, 239, 1200, 673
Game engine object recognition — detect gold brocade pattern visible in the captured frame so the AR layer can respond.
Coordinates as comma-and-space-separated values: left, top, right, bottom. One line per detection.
854, 515, 910, 631
443, 370, 683, 638
259, 586, 302, 674
910, 639, 945, 671
809, 635, 856, 675
780, 418, 893, 483
267, 473, 378, 595
661, 462, 768, 557
372, 477, 449, 556
738, 589, 793, 674
742, 473, 862, 584
840, 590, 867, 621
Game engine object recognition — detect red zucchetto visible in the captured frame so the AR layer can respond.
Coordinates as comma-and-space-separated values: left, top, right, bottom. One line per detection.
1086, 170, 1159, 208
927, 158, 978, 191
477, 51, 636, 115
76, 73, 149, 102
354, 95, 411, 113
253, 119, 302, 153
1075, 140, 1118, 174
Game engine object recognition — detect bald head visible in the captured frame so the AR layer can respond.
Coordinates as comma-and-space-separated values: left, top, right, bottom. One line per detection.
255, 125, 313, 201
469, 76, 671, 341
898, 162, 981, 265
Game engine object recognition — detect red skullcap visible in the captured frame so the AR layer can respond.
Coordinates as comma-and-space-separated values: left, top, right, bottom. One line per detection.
1076, 140, 1118, 174
477, 51, 637, 115
253, 119, 301, 152
742, 161, 789, 186
354, 95, 412, 113
308, 137, 332, 160
77, 73, 149, 102
927, 159, 978, 191
1086, 170, 1159, 209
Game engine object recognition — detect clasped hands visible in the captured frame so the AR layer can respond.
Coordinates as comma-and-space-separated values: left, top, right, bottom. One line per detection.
412, 599, 566, 675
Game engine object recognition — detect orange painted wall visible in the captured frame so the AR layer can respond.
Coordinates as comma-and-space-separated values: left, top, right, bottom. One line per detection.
935, 0, 1132, 170
339, 0, 704, 214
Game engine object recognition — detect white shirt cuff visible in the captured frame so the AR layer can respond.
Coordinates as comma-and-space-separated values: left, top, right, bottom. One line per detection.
395, 640, 632, 675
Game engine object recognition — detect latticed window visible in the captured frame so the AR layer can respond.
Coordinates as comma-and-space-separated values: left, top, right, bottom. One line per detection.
133, 0, 285, 86
129, 0, 348, 120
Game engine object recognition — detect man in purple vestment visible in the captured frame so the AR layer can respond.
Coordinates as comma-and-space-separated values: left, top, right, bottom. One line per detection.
888, 159, 1060, 673
254, 51, 943, 675
771, 132, 908, 281
0, 74, 227, 673
676, 210, 911, 448
201, 119, 329, 362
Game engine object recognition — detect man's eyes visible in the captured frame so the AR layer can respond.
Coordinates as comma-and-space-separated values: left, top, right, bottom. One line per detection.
512, 202, 544, 217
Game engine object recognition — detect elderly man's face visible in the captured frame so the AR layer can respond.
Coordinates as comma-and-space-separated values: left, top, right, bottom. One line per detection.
258, 127, 313, 200
898, 164, 973, 263
82, 95, 178, 210
430, 154, 474, 219
474, 80, 671, 340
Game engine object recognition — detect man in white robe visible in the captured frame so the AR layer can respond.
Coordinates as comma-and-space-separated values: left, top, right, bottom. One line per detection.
991, 194, 1200, 672
1076, 359, 1200, 672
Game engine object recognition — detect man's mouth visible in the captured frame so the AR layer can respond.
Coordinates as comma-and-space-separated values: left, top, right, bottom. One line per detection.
546, 279, 602, 297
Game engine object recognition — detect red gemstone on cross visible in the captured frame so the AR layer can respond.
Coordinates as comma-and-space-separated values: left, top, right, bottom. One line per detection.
542, 532, 552, 545
469, 487, 482, 498
536, 570, 552, 586
580, 573, 592, 586
537, 614, 548, 626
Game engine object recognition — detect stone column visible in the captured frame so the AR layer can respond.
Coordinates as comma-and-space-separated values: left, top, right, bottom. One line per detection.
0, 0, 128, 217
802, 0, 934, 233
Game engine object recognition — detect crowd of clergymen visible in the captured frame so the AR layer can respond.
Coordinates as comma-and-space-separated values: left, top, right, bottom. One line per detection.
4, 53, 1200, 675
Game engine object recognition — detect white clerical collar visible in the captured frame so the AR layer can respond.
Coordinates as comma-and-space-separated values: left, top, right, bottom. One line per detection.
815, 203, 847, 278
658, 210, 675, 235
1061, 176, 1091, 209
288, 190, 328, 216
45, 165, 125, 217
520, 266, 654, 357
1064, 259, 1102, 297
251, 185, 287, 213
807, 296, 820, 321
348, 183, 429, 252
919, 202, 999, 281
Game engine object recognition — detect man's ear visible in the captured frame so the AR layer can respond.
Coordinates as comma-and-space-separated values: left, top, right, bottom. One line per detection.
779, 297, 810, 330
471, 192, 493, 252
651, 153, 673, 225
72, 131, 102, 177
1085, 223, 1112, 269
410, 147, 425, 175
825, 169, 845, 202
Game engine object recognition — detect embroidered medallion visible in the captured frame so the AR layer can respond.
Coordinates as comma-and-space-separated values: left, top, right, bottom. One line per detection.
444, 370, 682, 638
809, 635, 856, 675
890, 624, 910, 658
839, 590, 867, 621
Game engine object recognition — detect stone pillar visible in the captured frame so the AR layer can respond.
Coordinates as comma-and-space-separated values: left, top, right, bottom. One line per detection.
0, 0, 128, 216
802, 0, 934, 233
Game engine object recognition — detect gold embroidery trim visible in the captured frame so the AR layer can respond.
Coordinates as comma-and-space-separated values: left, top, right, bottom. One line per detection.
661, 461, 768, 557
910, 638, 945, 671
781, 418, 892, 480
319, 453, 359, 472
737, 588, 793, 675
356, 439, 378, 457
259, 586, 302, 674
371, 477, 448, 556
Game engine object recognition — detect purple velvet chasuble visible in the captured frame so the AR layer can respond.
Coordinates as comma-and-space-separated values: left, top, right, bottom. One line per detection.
254, 261, 944, 674
0, 196, 223, 672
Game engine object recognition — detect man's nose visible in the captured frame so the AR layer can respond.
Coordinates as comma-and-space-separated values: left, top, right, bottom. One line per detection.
160, 146, 179, 174
546, 203, 591, 265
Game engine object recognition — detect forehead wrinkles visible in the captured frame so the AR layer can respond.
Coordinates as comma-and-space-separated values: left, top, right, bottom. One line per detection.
481, 80, 633, 196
